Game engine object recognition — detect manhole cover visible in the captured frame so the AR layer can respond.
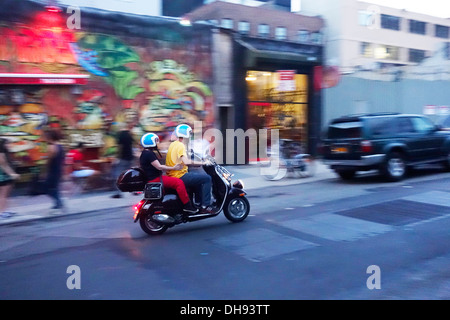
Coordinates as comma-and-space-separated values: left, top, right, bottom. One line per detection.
336, 200, 449, 226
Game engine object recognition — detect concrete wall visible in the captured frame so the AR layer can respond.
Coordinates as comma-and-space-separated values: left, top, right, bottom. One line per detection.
323, 75, 450, 127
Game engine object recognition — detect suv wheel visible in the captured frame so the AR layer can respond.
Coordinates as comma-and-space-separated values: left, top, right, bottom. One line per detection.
383, 152, 406, 182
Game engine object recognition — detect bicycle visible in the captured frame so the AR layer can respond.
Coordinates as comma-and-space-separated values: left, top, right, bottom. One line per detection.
260, 139, 316, 181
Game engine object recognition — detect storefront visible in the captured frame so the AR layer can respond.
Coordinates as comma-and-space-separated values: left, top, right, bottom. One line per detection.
0, 1, 215, 181
232, 37, 323, 159
246, 71, 309, 149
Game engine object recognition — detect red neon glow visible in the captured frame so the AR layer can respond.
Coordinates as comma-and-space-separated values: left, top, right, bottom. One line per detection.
36, 7, 64, 28
249, 102, 271, 107
46, 6, 62, 13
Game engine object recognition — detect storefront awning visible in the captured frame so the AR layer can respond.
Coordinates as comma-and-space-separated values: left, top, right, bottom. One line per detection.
236, 38, 323, 67
0, 73, 90, 85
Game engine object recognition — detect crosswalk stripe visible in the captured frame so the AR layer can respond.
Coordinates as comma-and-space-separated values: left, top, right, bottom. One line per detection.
278, 213, 394, 242
402, 191, 450, 208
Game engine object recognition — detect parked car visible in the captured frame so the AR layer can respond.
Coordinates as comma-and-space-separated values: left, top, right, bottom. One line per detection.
320, 113, 450, 181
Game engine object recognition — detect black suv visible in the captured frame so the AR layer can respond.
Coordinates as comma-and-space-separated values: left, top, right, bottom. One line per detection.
321, 113, 450, 181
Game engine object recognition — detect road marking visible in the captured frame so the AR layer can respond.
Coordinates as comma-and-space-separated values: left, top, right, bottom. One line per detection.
211, 228, 319, 262
278, 213, 394, 242
402, 191, 450, 208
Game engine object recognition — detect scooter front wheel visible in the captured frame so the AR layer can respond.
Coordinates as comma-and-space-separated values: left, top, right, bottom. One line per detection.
140, 213, 168, 235
223, 196, 250, 223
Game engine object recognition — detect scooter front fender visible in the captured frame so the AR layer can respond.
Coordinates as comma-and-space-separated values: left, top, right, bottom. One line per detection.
228, 187, 247, 198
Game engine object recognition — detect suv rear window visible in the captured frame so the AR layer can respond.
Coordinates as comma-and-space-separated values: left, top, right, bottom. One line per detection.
327, 121, 362, 139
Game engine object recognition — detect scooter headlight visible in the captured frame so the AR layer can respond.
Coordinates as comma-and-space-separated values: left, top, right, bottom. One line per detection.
233, 179, 244, 189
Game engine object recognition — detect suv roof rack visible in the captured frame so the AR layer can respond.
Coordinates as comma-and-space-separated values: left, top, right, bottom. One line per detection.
341, 112, 400, 118
333, 112, 400, 122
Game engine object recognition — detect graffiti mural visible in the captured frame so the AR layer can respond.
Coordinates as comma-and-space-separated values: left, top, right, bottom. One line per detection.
0, 18, 214, 173
0, 88, 47, 167
141, 59, 213, 131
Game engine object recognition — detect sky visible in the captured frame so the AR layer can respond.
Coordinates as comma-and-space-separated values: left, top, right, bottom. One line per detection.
363, 0, 450, 18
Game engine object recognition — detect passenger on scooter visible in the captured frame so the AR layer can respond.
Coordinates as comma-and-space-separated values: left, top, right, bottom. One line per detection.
139, 133, 198, 214
166, 124, 214, 214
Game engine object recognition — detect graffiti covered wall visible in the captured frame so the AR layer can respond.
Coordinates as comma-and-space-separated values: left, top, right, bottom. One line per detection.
0, 15, 214, 172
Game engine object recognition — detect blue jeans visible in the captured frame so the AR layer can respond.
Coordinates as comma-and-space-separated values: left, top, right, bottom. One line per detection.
46, 177, 63, 208
180, 172, 212, 207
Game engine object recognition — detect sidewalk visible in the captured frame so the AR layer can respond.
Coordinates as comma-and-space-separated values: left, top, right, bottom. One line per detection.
0, 161, 336, 226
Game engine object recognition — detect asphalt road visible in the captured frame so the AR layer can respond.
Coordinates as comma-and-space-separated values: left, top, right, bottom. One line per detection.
0, 168, 449, 301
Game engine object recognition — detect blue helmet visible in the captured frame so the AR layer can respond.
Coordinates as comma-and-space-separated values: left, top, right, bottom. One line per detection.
175, 124, 192, 139
141, 133, 160, 148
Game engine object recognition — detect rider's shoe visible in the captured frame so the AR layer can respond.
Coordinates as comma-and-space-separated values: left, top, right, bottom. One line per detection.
200, 205, 216, 214
183, 201, 199, 214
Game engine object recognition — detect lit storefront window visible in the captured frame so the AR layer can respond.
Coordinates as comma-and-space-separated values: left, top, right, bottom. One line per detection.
246, 71, 309, 148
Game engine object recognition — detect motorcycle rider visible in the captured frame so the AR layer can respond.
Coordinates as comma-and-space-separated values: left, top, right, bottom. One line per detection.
166, 124, 214, 214
140, 133, 198, 214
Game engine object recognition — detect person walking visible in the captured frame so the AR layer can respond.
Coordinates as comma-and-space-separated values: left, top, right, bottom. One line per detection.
111, 122, 135, 198
0, 138, 20, 218
43, 129, 65, 210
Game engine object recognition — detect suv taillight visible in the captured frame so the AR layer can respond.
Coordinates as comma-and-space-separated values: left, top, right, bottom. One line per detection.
361, 140, 373, 153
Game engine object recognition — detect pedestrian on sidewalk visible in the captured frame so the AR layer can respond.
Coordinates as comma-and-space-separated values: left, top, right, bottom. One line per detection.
0, 138, 20, 218
43, 129, 65, 210
111, 122, 135, 198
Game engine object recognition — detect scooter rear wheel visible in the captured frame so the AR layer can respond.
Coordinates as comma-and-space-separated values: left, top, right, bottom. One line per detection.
140, 213, 168, 235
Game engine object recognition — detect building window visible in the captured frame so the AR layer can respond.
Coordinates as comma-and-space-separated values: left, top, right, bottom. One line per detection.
436, 25, 449, 39
258, 24, 270, 38
381, 14, 401, 31
298, 30, 309, 43
359, 10, 377, 27
275, 27, 287, 40
238, 21, 250, 35
221, 18, 234, 29
409, 20, 426, 35
361, 42, 373, 58
375, 45, 400, 61
310, 32, 323, 44
409, 49, 426, 63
